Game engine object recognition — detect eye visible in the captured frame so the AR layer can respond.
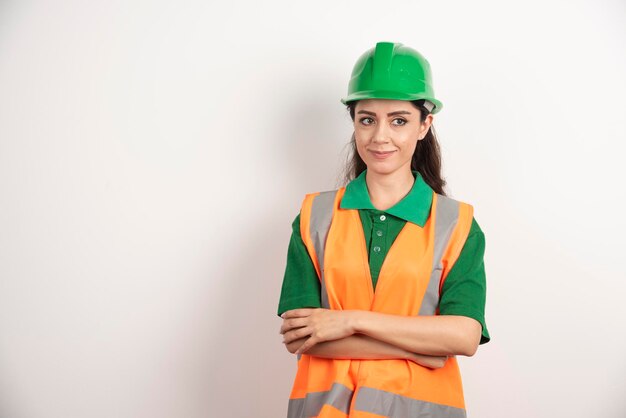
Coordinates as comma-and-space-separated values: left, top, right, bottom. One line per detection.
392, 118, 407, 126
359, 117, 374, 126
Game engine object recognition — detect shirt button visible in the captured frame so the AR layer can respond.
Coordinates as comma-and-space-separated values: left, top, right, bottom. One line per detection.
380, 215, 386, 221
373, 246, 381, 253
376, 230, 383, 237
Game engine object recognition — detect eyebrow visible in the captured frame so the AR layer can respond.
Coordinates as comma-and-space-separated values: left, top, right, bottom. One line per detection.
357, 110, 412, 116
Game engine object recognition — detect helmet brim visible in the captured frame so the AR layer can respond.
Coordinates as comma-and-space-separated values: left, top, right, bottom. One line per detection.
340, 91, 443, 114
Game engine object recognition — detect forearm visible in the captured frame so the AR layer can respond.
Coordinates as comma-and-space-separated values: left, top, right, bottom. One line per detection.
287, 335, 447, 369
351, 311, 482, 357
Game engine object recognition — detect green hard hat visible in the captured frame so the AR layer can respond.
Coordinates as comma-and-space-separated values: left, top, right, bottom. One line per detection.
340, 41, 443, 114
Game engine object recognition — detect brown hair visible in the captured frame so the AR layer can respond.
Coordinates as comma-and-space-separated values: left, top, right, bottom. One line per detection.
338, 99, 447, 196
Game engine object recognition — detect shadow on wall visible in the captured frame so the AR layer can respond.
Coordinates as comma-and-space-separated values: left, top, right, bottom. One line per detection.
200, 76, 352, 416
278, 73, 355, 193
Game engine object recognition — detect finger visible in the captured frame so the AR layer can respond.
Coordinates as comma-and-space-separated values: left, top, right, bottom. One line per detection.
283, 327, 312, 344
281, 308, 313, 319
280, 317, 308, 334
283, 326, 312, 344
295, 337, 318, 354
283, 309, 311, 319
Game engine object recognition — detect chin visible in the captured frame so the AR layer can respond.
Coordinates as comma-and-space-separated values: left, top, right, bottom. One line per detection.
365, 163, 399, 175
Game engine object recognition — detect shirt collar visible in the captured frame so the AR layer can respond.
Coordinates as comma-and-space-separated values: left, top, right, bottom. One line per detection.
339, 169, 434, 227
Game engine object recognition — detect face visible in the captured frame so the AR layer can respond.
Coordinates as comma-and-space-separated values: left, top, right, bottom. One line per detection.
353, 99, 433, 176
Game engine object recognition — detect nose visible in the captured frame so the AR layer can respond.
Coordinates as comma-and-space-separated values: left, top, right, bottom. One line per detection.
372, 122, 391, 143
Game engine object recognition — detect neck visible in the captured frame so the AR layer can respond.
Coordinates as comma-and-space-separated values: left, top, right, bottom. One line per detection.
365, 166, 415, 211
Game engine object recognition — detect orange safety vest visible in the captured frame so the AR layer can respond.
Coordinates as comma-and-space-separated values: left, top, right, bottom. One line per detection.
286, 186, 474, 418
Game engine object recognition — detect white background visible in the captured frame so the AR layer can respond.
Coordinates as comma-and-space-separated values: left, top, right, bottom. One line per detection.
1, 1, 625, 417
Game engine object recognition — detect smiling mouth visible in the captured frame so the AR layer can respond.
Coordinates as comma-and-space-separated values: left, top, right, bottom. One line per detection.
369, 150, 396, 159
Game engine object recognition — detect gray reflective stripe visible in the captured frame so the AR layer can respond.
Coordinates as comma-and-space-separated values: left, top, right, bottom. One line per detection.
309, 190, 338, 310
354, 386, 466, 418
418, 194, 460, 316
287, 382, 354, 418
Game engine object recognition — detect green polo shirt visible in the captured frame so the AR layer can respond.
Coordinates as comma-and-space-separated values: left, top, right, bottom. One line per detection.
277, 169, 490, 345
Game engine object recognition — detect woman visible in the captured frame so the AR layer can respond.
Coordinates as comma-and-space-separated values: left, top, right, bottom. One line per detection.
277, 41, 490, 418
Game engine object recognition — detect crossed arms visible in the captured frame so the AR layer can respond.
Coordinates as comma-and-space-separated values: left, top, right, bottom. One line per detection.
279, 308, 482, 369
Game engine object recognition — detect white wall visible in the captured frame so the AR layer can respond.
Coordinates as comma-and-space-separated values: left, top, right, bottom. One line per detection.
1, 1, 624, 417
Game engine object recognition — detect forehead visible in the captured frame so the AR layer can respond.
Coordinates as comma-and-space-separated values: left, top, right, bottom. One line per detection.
355, 99, 415, 113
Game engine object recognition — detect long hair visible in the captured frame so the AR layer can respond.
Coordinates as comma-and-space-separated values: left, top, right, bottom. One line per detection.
338, 99, 447, 196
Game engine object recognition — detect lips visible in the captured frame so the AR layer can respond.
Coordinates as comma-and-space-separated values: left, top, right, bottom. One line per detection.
370, 150, 396, 159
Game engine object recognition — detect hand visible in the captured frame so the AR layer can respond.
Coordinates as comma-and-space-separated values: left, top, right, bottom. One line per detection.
280, 308, 357, 354
407, 353, 449, 369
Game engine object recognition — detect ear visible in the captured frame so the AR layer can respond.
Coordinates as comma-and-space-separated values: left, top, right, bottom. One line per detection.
420, 114, 434, 138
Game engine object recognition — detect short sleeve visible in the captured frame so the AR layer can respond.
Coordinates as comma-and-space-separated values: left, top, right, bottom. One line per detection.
438, 216, 491, 345
276, 212, 322, 317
